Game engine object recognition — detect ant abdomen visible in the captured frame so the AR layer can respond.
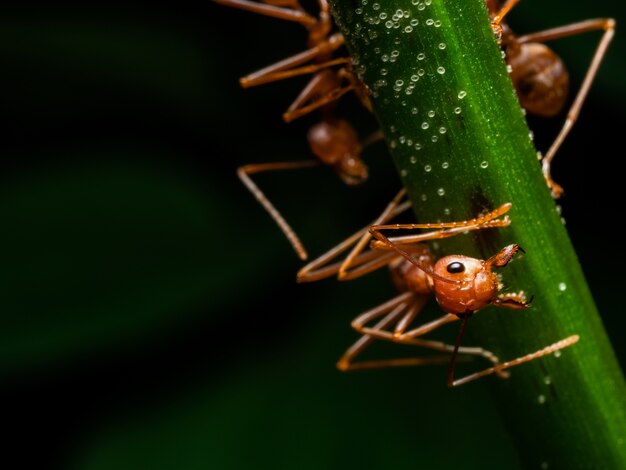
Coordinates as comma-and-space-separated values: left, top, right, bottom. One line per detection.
508, 43, 569, 117
307, 119, 368, 185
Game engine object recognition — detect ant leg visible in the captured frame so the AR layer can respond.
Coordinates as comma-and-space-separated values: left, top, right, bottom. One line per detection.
337, 66, 373, 112
283, 84, 356, 122
238, 160, 320, 260
368, 203, 511, 251
484, 243, 522, 268
517, 19, 615, 198
262, 0, 303, 8
492, 291, 531, 309
280, 57, 376, 122
450, 335, 580, 387
393, 315, 509, 380
339, 352, 452, 371
337, 294, 431, 371
241, 57, 350, 88
362, 313, 506, 381
316, 0, 329, 15
296, 189, 410, 283
492, 0, 520, 26
279, 60, 373, 122
351, 293, 429, 341
296, 224, 370, 282
354, 303, 470, 356
282, 68, 363, 122
360, 129, 385, 149
240, 33, 344, 88
338, 189, 410, 280
296, 227, 393, 282
213, 0, 317, 26
344, 302, 506, 374
339, 295, 461, 371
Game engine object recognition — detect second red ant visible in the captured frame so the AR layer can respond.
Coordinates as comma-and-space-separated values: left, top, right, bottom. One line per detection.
488, 0, 615, 198
298, 194, 578, 387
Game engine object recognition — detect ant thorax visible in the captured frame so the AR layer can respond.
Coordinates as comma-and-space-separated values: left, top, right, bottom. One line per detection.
388, 248, 434, 296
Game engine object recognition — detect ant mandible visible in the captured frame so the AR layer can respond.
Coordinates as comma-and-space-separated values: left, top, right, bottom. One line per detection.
298, 194, 578, 387
488, 0, 615, 198
214, 0, 378, 260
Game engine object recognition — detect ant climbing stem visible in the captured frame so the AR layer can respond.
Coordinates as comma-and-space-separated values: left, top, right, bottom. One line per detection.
300, 194, 578, 387
214, 0, 382, 260
488, 0, 615, 198
364, 224, 579, 387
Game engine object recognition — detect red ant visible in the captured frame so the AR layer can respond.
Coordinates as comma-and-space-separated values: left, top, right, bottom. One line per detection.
214, 0, 378, 260
298, 193, 578, 387
488, 0, 615, 198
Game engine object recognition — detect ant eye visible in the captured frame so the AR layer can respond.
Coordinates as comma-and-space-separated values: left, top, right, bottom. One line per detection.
447, 262, 465, 273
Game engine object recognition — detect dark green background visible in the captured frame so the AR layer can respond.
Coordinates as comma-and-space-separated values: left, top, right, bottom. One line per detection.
1, 2, 624, 469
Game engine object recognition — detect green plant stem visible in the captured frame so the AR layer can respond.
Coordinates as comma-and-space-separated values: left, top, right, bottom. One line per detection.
329, 0, 626, 467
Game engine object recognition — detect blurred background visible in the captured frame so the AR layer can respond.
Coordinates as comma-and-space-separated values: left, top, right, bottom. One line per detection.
0, 2, 624, 469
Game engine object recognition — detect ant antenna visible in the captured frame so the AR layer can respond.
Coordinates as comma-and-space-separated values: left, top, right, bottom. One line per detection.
447, 313, 472, 387
368, 227, 463, 285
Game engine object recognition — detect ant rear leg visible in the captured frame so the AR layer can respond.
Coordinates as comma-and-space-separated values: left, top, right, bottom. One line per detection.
262, 0, 303, 8
516, 19, 616, 198
342, 300, 506, 375
241, 57, 350, 89
240, 33, 344, 89
213, 0, 317, 26
238, 160, 320, 260
355, 309, 510, 381
337, 294, 453, 371
350, 299, 499, 368
296, 225, 389, 282
296, 190, 409, 283
450, 335, 580, 387
296, 231, 398, 283
337, 189, 411, 281
282, 64, 363, 123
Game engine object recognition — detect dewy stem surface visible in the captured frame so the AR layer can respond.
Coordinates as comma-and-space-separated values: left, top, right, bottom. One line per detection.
328, 0, 626, 467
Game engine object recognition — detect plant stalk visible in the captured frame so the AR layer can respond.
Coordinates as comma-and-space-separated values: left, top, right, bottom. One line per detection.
328, 0, 626, 467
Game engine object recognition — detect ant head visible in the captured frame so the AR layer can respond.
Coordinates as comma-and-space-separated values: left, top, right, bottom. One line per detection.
508, 42, 569, 117
431, 254, 500, 316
